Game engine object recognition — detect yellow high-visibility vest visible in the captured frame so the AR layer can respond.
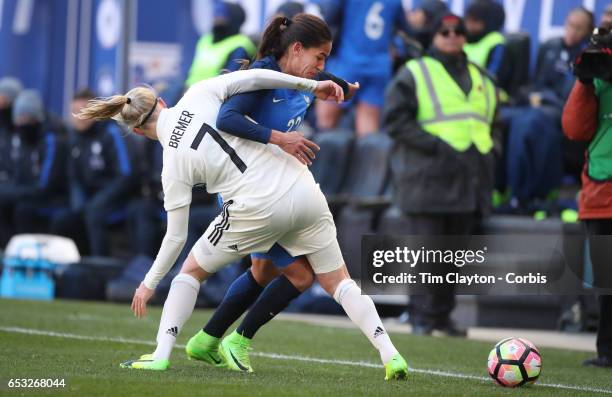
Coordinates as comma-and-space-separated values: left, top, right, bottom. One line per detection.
463, 31, 506, 68
406, 56, 497, 153
186, 34, 256, 87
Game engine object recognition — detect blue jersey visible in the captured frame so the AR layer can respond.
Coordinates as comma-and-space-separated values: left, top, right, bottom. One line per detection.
216, 56, 316, 266
217, 56, 315, 138
320, 0, 407, 73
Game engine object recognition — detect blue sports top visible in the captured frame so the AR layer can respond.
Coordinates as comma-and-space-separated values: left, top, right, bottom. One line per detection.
216, 56, 316, 143
317, 0, 408, 72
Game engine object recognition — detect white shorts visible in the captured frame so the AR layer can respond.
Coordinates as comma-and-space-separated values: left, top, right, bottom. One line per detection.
192, 173, 344, 274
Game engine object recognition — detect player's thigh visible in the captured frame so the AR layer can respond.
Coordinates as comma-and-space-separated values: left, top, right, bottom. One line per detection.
203, 199, 283, 260
277, 180, 343, 275
316, 100, 343, 129
179, 252, 212, 283
355, 101, 381, 137
191, 231, 245, 274
252, 244, 314, 291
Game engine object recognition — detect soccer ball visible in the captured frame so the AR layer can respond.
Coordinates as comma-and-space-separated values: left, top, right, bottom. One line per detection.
487, 337, 542, 387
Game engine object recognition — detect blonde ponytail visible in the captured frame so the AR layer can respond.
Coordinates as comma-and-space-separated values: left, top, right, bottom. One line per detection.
75, 86, 158, 129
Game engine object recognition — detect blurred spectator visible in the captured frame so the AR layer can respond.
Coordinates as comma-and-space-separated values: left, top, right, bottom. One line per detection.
534, 7, 593, 103
50, 89, 137, 256
392, 1, 449, 72
315, 0, 408, 136
601, 4, 612, 29
185, 2, 255, 87
275, 1, 304, 19
407, 0, 449, 50
0, 77, 23, 246
499, 7, 594, 212
0, 90, 68, 246
384, 14, 499, 336
126, 139, 165, 259
463, 0, 512, 95
0, 77, 23, 183
562, 52, 612, 367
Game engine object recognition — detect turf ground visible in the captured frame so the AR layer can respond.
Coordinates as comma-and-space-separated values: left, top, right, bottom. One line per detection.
0, 299, 610, 396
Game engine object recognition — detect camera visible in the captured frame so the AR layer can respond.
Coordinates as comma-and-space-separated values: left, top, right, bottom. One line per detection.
573, 27, 612, 82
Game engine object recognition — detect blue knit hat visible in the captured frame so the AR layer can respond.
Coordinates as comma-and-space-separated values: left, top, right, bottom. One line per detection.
0, 77, 23, 104
12, 90, 44, 123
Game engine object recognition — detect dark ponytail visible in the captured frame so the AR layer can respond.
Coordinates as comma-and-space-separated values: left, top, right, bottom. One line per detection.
257, 13, 332, 60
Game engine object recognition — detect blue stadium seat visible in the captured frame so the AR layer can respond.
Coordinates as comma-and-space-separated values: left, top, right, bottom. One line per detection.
376, 206, 411, 235
336, 206, 375, 279
504, 32, 531, 98
336, 132, 393, 208
310, 129, 354, 197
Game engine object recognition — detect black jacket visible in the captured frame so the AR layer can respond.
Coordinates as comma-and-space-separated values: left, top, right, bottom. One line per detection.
68, 122, 137, 211
0, 125, 67, 205
533, 37, 585, 108
383, 48, 500, 214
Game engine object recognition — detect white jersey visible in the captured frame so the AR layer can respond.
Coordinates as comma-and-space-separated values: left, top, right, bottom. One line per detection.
142, 69, 345, 289
156, 69, 317, 212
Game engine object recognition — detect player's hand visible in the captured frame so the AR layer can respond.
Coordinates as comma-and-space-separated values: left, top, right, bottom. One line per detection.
270, 130, 320, 166
314, 80, 344, 103
345, 81, 360, 100
131, 282, 154, 319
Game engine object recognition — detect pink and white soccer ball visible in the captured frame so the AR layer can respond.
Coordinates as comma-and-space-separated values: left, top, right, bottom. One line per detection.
487, 337, 542, 387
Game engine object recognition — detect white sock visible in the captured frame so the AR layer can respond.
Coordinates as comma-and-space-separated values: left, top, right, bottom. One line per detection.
152, 273, 200, 360
333, 279, 399, 364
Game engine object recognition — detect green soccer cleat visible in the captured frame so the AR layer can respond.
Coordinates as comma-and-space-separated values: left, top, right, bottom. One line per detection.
185, 330, 227, 367
120, 353, 169, 371
219, 330, 254, 373
384, 353, 408, 381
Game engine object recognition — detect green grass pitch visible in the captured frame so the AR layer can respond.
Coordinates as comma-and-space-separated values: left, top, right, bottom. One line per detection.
0, 299, 611, 396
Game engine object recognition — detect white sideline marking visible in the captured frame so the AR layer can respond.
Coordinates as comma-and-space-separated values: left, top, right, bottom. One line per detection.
1, 326, 611, 395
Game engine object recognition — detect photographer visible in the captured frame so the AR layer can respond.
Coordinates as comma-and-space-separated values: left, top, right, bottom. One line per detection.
562, 26, 612, 368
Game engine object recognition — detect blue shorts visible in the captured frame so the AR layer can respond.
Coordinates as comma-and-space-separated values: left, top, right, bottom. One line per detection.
325, 58, 391, 108
251, 243, 298, 267
216, 194, 299, 267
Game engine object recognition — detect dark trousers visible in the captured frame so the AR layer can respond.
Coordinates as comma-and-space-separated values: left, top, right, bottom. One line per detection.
405, 212, 476, 328
584, 219, 612, 358
50, 202, 121, 256
126, 198, 164, 258
125, 199, 218, 266
1, 200, 63, 247
13, 200, 60, 234
0, 203, 14, 248
505, 107, 563, 202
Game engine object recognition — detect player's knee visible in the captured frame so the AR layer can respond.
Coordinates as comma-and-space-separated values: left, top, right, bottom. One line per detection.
180, 253, 210, 283
250, 257, 279, 286
282, 262, 315, 292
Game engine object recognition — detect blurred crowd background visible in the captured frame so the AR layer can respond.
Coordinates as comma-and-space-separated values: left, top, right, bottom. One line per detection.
1, 0, 612, 336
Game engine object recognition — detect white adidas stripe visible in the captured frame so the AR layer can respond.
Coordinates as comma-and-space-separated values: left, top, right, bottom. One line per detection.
0, 326, 610, 395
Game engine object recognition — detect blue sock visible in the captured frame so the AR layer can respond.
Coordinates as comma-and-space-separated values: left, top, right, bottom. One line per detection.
236, 275, 301, 339
203, 270, 263, 338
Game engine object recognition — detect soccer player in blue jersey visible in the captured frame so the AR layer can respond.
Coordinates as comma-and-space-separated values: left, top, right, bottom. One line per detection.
184, 14, 406, 379
315, 0, 409, 136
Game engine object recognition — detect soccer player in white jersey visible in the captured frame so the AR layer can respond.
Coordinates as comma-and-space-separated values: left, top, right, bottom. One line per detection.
76, 68, 408, 380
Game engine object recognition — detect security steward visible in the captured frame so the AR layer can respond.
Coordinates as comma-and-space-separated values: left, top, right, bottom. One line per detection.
185, 2, 255, 87
383, 13, 499, 336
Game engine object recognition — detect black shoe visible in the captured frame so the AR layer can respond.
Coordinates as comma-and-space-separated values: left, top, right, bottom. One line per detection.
583, 356, 612, 368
